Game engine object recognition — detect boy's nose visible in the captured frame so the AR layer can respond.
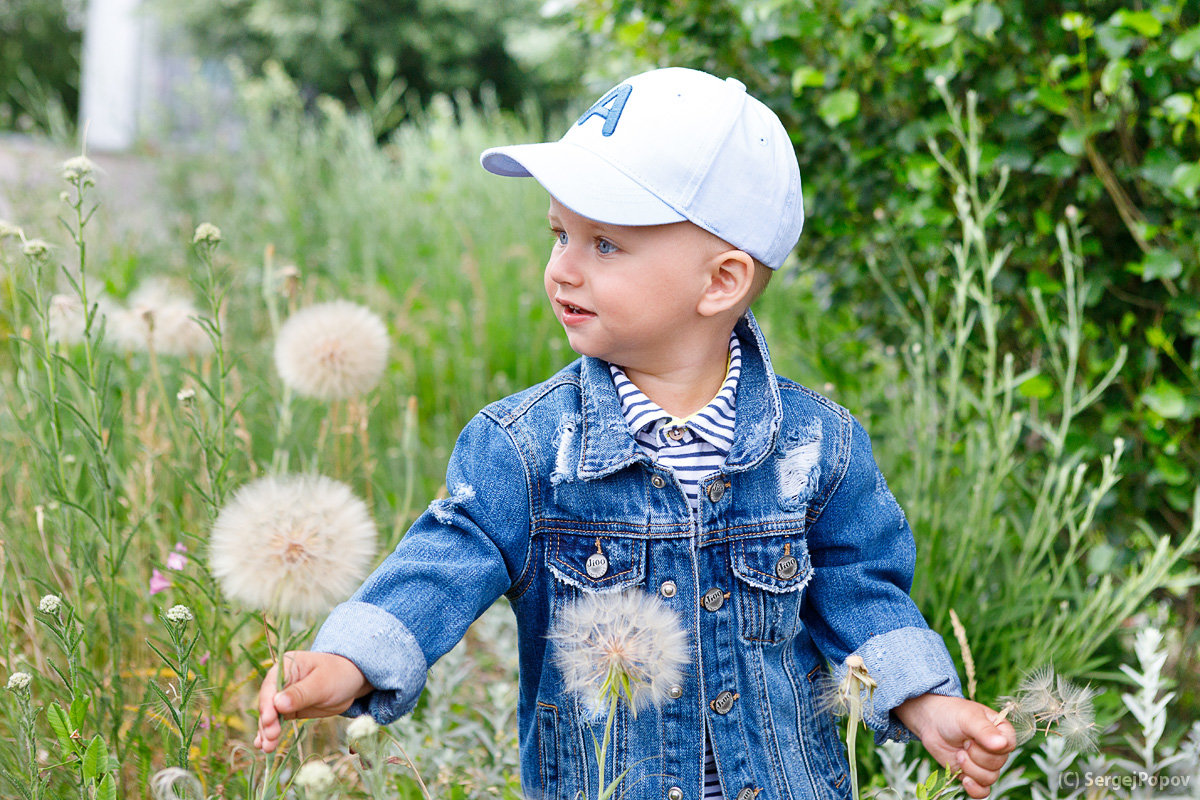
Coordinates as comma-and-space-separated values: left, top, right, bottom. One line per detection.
546, 250, 582, 286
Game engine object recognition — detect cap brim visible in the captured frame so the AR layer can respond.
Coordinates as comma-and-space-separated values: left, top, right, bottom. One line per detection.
481, 141, 686, 227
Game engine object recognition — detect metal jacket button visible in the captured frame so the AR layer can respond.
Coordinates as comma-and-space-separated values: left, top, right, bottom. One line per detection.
702, 587, 725, 612
660, 580, 677, 598
735, 788, 760, 800
706, 480, 726, 502
667, 684, 683, 699
651, 474, 666, 489
775, 554, 799, 580
711, 690, 739, 715
667, 787, 684, 800
586, 552, 609, 578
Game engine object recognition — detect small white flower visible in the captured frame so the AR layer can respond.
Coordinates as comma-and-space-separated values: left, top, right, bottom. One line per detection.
192, 223, 222, 247
293, 759, 337, 793
209, 474, 378, 617
165, 605, 194, 624
346, 714, 381, 744
176, 387, 196, 404
61, 155, 98, 183
6, 671, 32, 691
549, 589, 690, 718
934, 74, 948, 89
38, 594, 63, 615
274, 300, 390, 400
22, 239, 52, 262
0, 220, 22, 239
1065, 204, 1079, 220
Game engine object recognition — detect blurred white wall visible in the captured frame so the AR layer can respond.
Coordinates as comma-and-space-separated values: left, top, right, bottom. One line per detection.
80, 0, 148, 150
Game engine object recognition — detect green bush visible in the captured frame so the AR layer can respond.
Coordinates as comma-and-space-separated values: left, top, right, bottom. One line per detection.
0, 0, 81, 138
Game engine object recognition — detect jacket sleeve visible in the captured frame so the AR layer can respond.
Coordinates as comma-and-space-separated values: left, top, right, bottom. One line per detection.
800, 415, 961, 742
311, 411, 532, 723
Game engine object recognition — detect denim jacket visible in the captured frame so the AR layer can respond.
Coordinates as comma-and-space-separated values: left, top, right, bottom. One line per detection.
313, 312, 962, 800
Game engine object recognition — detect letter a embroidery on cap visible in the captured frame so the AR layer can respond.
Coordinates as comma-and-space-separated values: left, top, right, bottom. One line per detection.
575, 84, 632, 137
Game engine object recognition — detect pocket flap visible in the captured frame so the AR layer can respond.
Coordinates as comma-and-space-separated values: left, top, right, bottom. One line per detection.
732, 536, 812, 593
547, 533, 645, 592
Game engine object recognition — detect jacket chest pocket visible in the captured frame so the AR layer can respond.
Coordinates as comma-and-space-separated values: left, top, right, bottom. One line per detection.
731, 535, 811, 644
546, 531, 647, 595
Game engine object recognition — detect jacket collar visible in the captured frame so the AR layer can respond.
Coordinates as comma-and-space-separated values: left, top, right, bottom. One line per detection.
575, 311, 781, 480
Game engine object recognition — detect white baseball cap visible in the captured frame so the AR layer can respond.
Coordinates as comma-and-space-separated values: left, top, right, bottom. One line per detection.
480, 67, 804, 268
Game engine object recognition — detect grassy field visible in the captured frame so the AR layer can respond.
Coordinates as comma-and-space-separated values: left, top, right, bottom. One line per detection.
1, 71, 1197, 799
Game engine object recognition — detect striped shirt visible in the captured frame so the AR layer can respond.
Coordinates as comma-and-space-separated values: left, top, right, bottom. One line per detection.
610, 332, 741, 800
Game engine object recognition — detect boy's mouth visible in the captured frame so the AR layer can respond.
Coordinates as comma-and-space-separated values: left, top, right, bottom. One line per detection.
557, 298, 595, 318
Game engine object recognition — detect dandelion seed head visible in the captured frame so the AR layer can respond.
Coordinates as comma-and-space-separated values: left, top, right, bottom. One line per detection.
150, 767, 205, 800
548, 589, 690, 718
192, 223, 222, 247
108, 280, 213, 357
38, 594, 62, 615
1058, 710, 1098, 753
209, 474, 378, 617
294, 760, 337, 792
274, 300, 390, 400
61, 155, 98, 183
6, 671, 32, 691
165, 605, 193, 624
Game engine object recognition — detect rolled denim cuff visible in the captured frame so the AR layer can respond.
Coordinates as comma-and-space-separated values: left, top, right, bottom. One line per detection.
312, 600, 428, 724
840, 626, 962, 744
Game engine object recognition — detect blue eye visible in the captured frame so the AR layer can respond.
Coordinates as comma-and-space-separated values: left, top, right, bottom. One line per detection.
596, 238, 617, 255
555, 230, 568, 246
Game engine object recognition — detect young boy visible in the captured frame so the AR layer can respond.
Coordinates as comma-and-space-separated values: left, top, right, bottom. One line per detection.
254, 67, 1016, 800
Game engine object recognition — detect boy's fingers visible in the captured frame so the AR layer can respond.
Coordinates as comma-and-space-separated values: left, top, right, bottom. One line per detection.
959, 775, 991, 800
963, 707, 1015, 753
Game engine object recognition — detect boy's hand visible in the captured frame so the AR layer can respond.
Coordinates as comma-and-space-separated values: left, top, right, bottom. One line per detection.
254, 651, 373, 753
895, 694, 1017, 799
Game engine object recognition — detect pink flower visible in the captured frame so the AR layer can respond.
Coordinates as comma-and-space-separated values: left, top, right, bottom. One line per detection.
150, 568, 171, 595
166, 551, 187, 571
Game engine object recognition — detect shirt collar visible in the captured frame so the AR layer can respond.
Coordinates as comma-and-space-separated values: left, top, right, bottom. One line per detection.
609, 332, 741, 454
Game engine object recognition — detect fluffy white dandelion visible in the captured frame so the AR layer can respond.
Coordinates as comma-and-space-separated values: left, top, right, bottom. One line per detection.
6, 671, 32, 691
549, 589, 690, 718
37, 594, 62, 615
274, 300, 390, 401
209, 474, 378, 617
47, 293, 113, 346
998, 665, 1098, 752
150, 767, 205, 800
294, 760, 337, 793
165, 605, 194, 624
107, 280, 213, 357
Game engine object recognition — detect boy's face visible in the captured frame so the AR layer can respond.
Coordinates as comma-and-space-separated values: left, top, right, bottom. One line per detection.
544, 197, 727, 371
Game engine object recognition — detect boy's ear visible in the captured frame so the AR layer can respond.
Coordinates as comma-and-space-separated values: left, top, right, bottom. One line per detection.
697, 249, 756, 317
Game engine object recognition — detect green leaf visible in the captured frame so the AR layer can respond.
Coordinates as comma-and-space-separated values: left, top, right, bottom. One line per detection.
1058, 123, 1087, 156
46, 702, 73, 753
972, 2, 1003, 39
82, 736, 106, 781
1162, 93, 1196, 122
941, 2, 972, 25
69, 695, 90, 730
818, 89, 860, 127
1111, 9, 1162, 38
1142, 381, 1186, 419
95, 773, 117, 800
1141, 249, 1183, 281
1170, 162, 1200, 200
1035, 86, 1071, 116
1018, 374, 1055, 399
1100, 59, 1131, 95
1170, 26, 1200, 60
790, 66, 824, 94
